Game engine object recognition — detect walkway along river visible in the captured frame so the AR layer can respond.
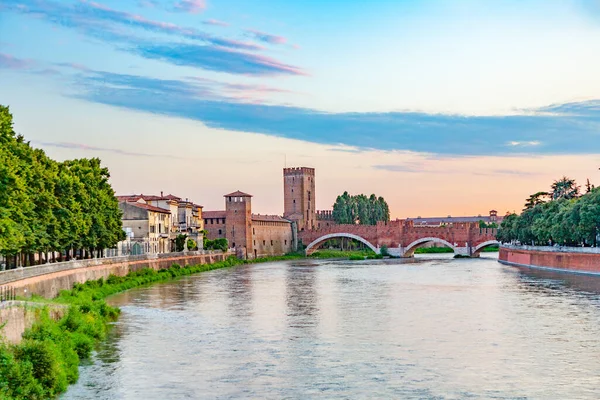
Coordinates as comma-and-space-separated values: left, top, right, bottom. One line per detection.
63, 255, 600, 399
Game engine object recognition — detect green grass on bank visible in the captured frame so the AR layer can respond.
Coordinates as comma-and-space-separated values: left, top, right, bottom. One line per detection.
414, 246, 499, 254
307, 249, 382, 260
0, 255, 303, 400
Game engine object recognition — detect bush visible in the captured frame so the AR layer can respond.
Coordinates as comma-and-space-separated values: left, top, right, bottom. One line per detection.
186, 239, 197, 251
14, 340, 68, 396
380, 245, 390, 257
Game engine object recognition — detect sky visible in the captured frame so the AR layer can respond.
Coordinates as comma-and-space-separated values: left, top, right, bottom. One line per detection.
1, 0, 600, 218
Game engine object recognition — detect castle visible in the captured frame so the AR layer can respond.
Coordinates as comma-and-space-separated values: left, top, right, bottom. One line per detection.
202, 167, 321, 259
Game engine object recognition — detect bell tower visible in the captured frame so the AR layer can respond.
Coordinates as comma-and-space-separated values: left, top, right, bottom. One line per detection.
283, 167, 316, 231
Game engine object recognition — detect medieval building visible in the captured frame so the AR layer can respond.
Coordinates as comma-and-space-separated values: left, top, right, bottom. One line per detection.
203, 191, 296, 259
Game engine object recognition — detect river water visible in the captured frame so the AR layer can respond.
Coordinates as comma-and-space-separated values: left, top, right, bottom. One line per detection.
63, 255, 600, 399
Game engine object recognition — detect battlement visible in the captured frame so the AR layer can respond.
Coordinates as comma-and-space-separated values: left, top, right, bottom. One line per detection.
283, 167, 315, 176
316, 210, 334, 220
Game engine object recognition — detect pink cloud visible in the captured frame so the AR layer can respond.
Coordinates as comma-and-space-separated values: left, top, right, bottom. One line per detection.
245, 29, 287, 45
174, 0, 206, 14
203, 19, 229, 27
0, 53, 34, 70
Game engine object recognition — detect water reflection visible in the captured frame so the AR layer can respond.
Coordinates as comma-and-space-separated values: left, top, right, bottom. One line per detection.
64, 258, 600, 400
285, 261, 319, 330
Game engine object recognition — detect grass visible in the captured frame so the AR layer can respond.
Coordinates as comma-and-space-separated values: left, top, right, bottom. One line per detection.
308, 249, 381, 259
414, 246, 499, 254
0, 254, 303, 399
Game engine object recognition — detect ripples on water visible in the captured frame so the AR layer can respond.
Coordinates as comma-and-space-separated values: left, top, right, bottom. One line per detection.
63, 255, 600, 399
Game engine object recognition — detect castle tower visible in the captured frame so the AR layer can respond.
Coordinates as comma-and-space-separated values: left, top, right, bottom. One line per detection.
224, 191, 253, 258
283, 167, 316, 231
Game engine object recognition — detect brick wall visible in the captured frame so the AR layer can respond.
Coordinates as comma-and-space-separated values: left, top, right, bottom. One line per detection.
500, 246, 600, 274
251, 221, 294, 258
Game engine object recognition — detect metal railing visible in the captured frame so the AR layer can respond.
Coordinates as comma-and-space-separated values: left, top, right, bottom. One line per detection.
0, 286, 16, 302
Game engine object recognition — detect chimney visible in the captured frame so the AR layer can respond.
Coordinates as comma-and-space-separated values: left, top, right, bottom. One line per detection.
161, 191, 163, 197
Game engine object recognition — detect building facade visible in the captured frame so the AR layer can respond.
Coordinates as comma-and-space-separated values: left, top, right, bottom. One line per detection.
118, 201, 172, 254
203, 190, 295, 259
117, 193, 204, 254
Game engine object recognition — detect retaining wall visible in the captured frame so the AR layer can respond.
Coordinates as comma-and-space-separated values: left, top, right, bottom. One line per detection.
0, 251, 232, 299
499, 245, 600, 275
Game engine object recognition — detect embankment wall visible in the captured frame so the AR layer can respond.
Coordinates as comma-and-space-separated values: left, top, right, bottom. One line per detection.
0, 251, 232, 299
499, 245, 600, 275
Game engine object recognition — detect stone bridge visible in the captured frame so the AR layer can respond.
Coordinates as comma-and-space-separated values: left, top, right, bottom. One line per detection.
299, 220, 498, 257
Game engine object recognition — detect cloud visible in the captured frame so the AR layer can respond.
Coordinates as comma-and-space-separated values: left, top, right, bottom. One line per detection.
173, 0, 206, 14
507, 141, 541, 147
133, 43, 307, 76
0, 53, 34, 70
203, 19, 229, 27
3, 0, 308, 76
63, 70, 600, 156
35, 141, 189, 159
245, 29, 287, 45
3, 0, 261, 51
373, 164, 424, 173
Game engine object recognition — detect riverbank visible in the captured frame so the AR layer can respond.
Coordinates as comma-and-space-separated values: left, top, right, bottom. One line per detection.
499, 245, 600, 276
0, 255, 303, 399
415, 246, 499, 254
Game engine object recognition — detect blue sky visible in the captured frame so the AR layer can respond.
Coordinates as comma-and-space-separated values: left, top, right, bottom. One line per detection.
1, 0, 600, 215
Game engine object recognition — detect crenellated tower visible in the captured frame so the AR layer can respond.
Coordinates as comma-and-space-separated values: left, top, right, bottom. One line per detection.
283, 167, 316, 231
224, 190, 253, 258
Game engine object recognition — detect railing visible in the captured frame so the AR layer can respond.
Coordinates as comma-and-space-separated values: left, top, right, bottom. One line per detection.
0, 286, 16, 302
0, 250, 233, 286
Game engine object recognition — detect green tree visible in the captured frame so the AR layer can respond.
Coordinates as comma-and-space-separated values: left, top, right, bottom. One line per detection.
551, 176, 580, 200
523, 191, 549, 210
332, 192, 390, 225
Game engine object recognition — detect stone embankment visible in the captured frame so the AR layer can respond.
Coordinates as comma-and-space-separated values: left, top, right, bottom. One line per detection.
0, 251, 232, 299
499, 244, 600, 275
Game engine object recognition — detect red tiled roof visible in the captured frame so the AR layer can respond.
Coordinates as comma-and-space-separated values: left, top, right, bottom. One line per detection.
117, 194, 181, 202
203, 211, 226, 219
117, 195, 144, 202
224, 190, 252, 197
124, 202, 171, 214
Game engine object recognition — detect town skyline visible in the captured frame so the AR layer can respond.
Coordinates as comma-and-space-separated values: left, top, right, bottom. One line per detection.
2, 0, 600, 218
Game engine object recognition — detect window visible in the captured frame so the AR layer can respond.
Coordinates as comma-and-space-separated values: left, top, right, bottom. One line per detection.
218, 229, 222, 235
293, 199, 296, 204
271, 240, 273, 246
285, 240, 287, 245
253, 228, 255, 234
254, 240, 256, 245
263, 240, 266, 245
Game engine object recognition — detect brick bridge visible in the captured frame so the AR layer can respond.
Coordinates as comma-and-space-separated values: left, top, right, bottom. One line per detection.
298, 220, 498, 257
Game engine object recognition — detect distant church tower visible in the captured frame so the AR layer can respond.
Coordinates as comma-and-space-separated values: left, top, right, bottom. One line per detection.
225, 190, 253, 258
283, 167, 316, 231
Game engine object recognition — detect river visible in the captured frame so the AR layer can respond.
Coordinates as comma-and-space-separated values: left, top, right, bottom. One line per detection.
63, 255, 600, 399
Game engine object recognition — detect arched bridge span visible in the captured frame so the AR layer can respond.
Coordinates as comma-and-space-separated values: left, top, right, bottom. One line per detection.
403, 237, 457, 257
305, 233, 378, 255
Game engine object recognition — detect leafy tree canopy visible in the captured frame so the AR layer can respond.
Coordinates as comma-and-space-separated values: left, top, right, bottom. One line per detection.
332, 192, 390, 225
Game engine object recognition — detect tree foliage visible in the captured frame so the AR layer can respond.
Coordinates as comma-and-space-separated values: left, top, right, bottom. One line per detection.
497, 178, 600, 246
332, 192, 390, 225
0, 105, 125, 267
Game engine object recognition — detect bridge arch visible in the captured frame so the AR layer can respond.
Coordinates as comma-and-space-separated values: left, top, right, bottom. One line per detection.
404, 237, 456, 257
305, 233, 378, 255
472, 240, 500, 256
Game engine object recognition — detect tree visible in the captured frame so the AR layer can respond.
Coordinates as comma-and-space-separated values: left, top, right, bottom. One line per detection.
0, 105, 125, 267
332, 192, 390, 225
586, 179, 595, 193
523, 191, 549, 210
551, 176, 580, 200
